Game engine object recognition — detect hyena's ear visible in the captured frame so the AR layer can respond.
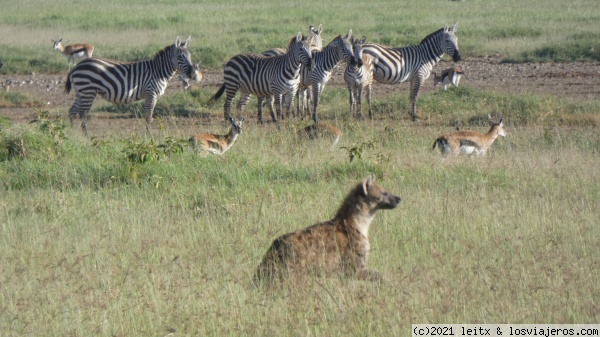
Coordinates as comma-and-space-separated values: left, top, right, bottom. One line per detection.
361, 175, 375, 196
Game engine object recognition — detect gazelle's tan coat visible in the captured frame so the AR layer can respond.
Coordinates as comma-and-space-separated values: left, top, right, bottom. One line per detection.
189, 116, 243, 156
433, 66, 464, 91
298, 123, 342, 148
254, 175, 401, 286
52, 38, 94, 70
433, 116, 506, 157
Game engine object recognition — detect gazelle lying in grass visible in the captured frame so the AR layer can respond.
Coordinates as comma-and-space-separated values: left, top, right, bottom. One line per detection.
52, 38, 94, 70
189, 116, 243, 156
298, 122, 342, 148
433, 65, 464, 91
433, 115, 506, 157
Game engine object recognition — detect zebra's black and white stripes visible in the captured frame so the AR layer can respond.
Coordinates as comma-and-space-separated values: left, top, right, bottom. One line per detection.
306, 31, 356, 123
209, 32, 313, 123
64, 36, 198, 134
362, 23, 461, 120
344, 36, 374, 119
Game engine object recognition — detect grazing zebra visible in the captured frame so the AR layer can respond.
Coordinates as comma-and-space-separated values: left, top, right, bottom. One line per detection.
362, 23, 461, 121
344, 36, 374, 119
65, 36, 198, 135
258, 24, 323, 122
209, 32, 313, 123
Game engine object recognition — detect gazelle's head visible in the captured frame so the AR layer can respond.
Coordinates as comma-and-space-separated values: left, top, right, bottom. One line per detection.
52, 38, 63, 51
442, 23, 461, 62
227, 115, 244, 136
489, 115, 506, 137
173, 36, 196, 81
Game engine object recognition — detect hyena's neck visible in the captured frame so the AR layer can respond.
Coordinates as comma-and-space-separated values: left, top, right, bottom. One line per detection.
335, 203, 375, 238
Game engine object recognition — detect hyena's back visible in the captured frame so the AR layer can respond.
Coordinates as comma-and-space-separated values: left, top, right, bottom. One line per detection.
254, 221, 348, 284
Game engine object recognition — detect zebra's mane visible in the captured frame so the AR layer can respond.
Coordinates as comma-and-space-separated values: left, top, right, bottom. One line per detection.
420, 28, 445, 44
324, 35, 343, 47
154, 44, 177, 59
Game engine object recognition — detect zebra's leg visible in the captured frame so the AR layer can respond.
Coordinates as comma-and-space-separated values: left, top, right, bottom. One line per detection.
284, 89, 297, 120
347, 84, 356, 118
224, 89, 237, 120
144, 94, 159, 125
274, 94, 284, 122
266, 96, 277, 123
70, 91, 95, 135
312, 84, 324, 123
409, 74, 424, 121
257, 96, 264, 124
366, 83, 373, 120
356, 86, 364, 120
236, 93, 252, 117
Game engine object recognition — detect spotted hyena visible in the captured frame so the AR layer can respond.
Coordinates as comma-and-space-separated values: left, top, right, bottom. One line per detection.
254, 175, 401, 285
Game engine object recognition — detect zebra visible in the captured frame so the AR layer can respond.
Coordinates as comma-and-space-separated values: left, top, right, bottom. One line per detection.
362, 23, 461, 121
209, 32, 313, 123
64, 36, 198, 135
305, 31, 356, 123
258, 24, 323, 122
344, 36, 374, 119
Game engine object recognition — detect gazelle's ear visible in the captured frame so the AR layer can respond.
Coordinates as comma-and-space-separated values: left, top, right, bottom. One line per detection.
488, 114, 494, 124
499, 116, 504, 125
361, 175, 375, 196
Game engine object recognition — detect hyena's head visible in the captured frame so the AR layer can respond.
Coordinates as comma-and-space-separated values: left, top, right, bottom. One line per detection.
359, 175, 401, 212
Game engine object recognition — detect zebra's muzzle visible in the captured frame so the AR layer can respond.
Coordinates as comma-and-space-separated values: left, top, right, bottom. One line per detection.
452, 50, 462, 62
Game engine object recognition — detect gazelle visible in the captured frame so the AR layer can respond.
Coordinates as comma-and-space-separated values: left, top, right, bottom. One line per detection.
433, 115, 506, 157
52, 38, 94, 70
433, 65, 464, 91
298, 122, 342, 148
189, 116, 243, 156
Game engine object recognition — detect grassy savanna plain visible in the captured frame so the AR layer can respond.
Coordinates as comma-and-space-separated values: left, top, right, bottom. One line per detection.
1, 0, 600, 336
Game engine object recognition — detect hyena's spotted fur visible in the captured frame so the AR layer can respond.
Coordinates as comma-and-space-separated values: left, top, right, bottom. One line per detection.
254, 175, 401, 286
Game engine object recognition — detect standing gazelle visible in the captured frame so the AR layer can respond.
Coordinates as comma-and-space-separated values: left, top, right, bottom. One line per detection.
189, 116, 244, 156
52, 38, 94, 70
433, 115, 506, 157
433, 65, 464, 91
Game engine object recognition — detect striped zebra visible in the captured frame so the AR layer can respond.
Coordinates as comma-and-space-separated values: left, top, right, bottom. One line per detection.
344, 36, 374, 119
65, 36, 198, 134
362, 23, 461, 120
209, 32, 313, 123
306, 31, 356, 123
258, 24, 323, 122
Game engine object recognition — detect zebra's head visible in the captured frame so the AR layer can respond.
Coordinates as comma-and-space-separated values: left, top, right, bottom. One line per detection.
442, 23, 461, 62
339, 30, 359, 66
350, 36, 367, 68
289, 31, 313, 71
306, 24, 323, 53
172, 36, 198, 81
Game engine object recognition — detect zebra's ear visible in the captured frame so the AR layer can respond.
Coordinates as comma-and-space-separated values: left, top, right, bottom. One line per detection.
443, 24, 449, 33
183, 36, 191, 48
345, 29, 353, 40
296, 31, 303, 42
452, 23, 458, 32
175, 36, 181, 47
360, 36, 367, 44
316, 24, 323, 35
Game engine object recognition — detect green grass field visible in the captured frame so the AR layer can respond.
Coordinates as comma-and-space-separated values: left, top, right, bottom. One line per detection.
1, 0, 600, 335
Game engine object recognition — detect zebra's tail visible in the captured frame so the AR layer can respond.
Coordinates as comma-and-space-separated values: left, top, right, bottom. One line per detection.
64, 73, 72, 94
209, 84, 226, 103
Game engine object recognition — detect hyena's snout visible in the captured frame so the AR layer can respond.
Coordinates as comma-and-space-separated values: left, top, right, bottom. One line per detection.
379, 193, 401, 210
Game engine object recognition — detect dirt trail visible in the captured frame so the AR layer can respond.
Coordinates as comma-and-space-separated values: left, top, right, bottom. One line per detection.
1, 56, 599, 125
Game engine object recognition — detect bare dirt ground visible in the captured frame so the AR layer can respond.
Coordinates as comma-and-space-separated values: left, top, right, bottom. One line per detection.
1, 56, 599, 131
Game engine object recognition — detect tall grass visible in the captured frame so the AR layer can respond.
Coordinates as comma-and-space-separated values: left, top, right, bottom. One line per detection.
1, 0, 599, 73
1, 107, 599, 335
